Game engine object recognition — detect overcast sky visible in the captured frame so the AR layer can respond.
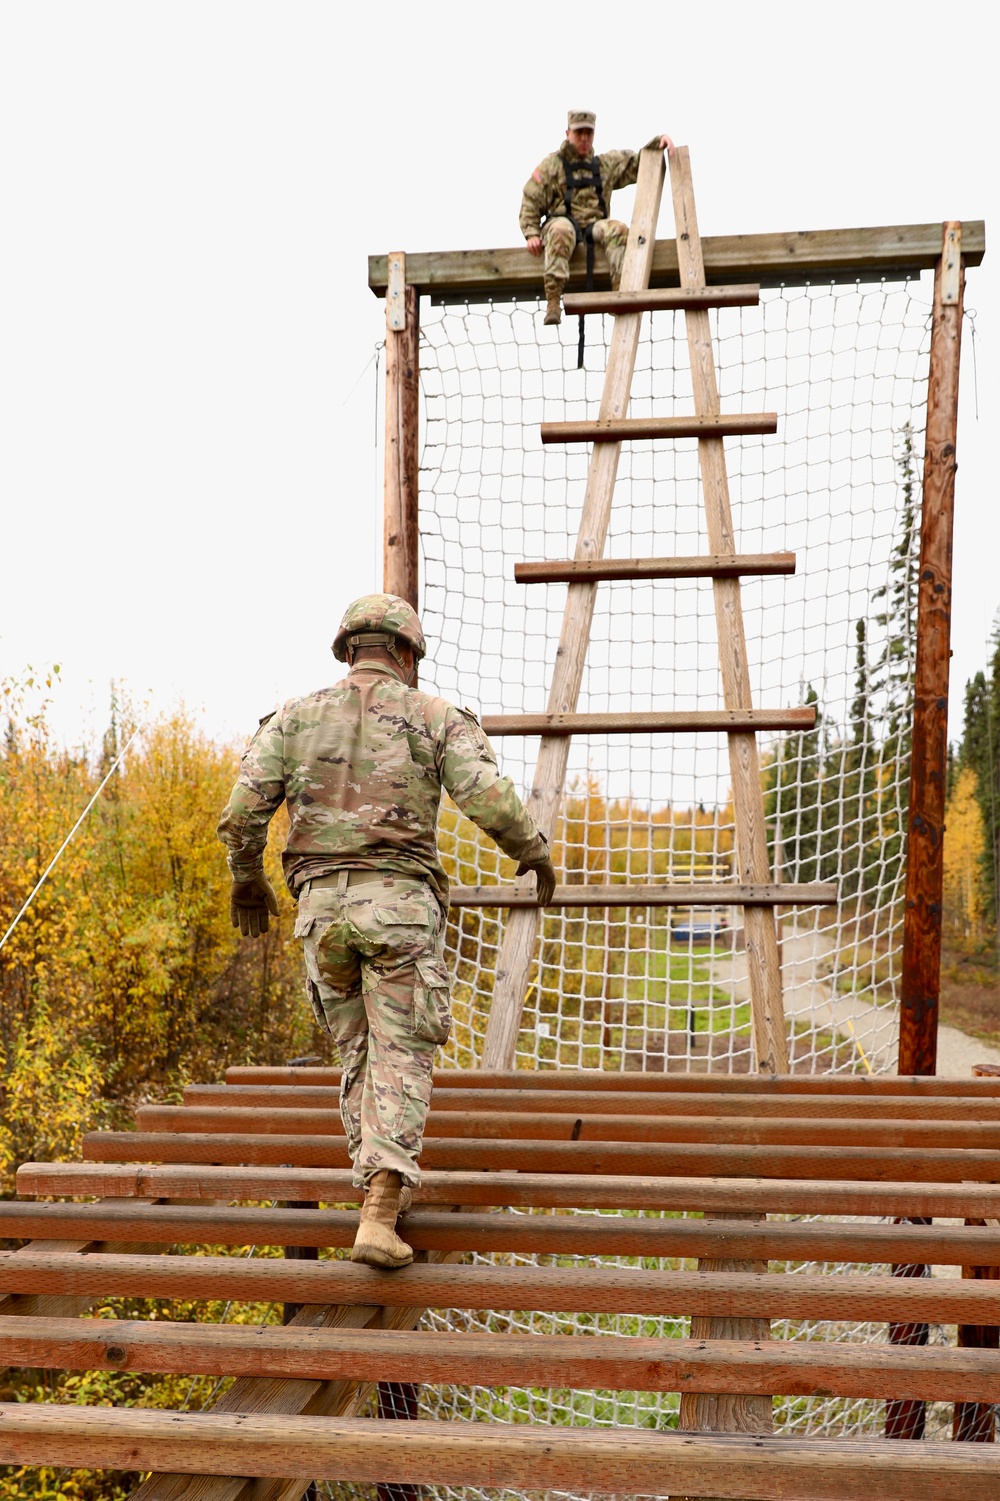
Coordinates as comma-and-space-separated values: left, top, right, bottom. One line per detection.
0, 1, 995, 756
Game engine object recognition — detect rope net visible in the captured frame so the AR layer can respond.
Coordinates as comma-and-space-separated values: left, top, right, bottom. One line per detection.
340, 273, 945, 1491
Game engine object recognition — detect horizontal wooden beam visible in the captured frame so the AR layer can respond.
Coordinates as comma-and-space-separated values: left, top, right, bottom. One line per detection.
449, 881, 837, 907
2, 1404, 998, 1495
185, 1083, 1000, 1121
540, 413, 778, 444
367, 221, 987, 302
18, 1162, 1000, 1219
78, 1130, 1000, 1183
221, 1066, 1000, 1095
562, 285, 761, 315
0, 1253, 998, 1324
2, 1318, 997, 1402
3, 1202, 998, 1267
133, 1104, 1000, 1153
480, 708, 813, 735
514, 552, 797, 583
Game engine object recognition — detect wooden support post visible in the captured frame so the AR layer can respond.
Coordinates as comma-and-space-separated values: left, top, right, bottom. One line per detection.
885, 1218, 932, 1441
383, 252, 420, 612
898, 223, 965, 1077
481, 147, 666, 1070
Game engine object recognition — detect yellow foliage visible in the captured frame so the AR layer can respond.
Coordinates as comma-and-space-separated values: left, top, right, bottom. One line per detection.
943, 765, 988, 940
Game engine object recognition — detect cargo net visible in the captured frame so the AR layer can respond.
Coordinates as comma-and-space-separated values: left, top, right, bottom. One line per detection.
334, 275, 942, 1493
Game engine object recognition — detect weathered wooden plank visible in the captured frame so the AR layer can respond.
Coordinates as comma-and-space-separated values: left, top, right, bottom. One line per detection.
4, 1405, 1000, 1496
563, 285, 761, 315
514, 552, 796, 582
449, 881, 836, 907
3, 1319, 998, 1402
221, 1067, 1000, 1095
18, 1162, 1000, 1219
480, 708, 813, 736
368, 222, 988, 301
539, 413, 778, 444
133, 1104, 1000, 1152
2, 1254, 999, 1323
3, 1202, 999, 1267
78, 1130, 1000, 1182
383, 281, 419, 610
898, 226, 965, 1076
185, 1082, 1000, 1120
481, 147, 667, 1072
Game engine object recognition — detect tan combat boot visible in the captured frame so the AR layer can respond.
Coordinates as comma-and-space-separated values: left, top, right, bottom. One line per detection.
351, 1170, 413, 1268
543, 280, 563, 325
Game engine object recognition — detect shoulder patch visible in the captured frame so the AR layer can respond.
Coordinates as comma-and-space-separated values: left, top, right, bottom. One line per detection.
531, 167, 543, 184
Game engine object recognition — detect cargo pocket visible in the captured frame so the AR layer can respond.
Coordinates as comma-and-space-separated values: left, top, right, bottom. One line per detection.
412, 956, 452, 1044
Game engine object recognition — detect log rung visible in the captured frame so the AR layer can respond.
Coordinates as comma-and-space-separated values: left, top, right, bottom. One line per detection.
514, 552, 796, 583
540, 413, 778, 444
481, 708, 814, 736
449, 882, 837, 907
562, 284, 761, 315
1, 1253, 998, 1323
1, 1404, 997, 1495
0, 1319, 996, 1401
2, 1202, 997, 1266
76, 1129, 998, 1184
17, 1161, 1000, 1218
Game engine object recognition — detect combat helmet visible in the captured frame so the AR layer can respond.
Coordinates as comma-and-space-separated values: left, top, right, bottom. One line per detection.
332, 593, 427, 668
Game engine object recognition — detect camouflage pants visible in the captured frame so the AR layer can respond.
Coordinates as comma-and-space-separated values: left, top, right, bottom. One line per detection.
542, 216, 628, 288
294, 870, 451, 1187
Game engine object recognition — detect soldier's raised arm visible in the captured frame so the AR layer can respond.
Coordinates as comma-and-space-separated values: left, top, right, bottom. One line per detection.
433, 703, 556, 905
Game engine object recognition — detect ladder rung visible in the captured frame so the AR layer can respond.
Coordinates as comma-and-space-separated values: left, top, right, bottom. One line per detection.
563, 284, 760, 316
449, 883, 838, 908
514, 553, 796, 584
540, 414, 778, 444
481, 709, 815, 737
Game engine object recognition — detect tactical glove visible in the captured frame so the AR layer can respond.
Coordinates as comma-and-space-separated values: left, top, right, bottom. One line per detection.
516, 843, 557, 907
230, 874, 279, 938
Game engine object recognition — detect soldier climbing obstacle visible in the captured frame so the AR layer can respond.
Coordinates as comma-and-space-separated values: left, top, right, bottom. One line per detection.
217, 594, 555, 1269
520, 110, 674, 325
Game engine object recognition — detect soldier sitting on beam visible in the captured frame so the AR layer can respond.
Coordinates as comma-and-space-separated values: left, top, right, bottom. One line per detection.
520, 110, 674, 326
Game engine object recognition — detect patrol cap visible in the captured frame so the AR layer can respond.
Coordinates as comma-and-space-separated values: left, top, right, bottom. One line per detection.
332, 593, 427, 663
567, 110, 596, 130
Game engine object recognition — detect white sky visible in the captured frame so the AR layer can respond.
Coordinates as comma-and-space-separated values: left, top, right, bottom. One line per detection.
0, 1, 995, 755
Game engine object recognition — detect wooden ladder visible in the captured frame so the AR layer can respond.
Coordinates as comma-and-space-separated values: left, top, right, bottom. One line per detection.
460, 145, 836, 1075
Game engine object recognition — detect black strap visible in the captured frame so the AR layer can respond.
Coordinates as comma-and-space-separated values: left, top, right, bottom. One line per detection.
559, 153, 607, 235
577, 225, 596, 370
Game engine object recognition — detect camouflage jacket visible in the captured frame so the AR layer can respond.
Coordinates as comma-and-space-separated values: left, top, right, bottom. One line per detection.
519, 137, 662, 239
217, 663, 546, 904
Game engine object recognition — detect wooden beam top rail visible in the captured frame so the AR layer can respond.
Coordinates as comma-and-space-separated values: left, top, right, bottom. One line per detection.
3, 1203, 999, 1266
184, 1083, 1000, 1120
221, 1067, 1000, 1095
77, 1130, 1000, 1183
563, 285, 761, 315
367, 221, 986, 302
1, 1318, 997, 1403
1, 1253, 999, 1324
129, 1105, 1000, 1152
18, 1162, 1000, 1218
449, 881, 837, 907
480, 708, 813, 736
514, 552, 797, 583
3, 1405, 999, 1496
540, 414, 778, 445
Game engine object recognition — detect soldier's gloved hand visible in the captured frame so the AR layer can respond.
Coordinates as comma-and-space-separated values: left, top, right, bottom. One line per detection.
230, 874, 279, 938
516, 848, 557, 907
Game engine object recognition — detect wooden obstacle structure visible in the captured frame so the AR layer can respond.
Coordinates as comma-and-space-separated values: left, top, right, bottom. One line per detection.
2, 1065, 1000, 1495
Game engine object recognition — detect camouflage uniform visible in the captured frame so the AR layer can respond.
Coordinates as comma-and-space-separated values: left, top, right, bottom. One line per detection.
217, 660, 545, 1187
519, 136, 663, 288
